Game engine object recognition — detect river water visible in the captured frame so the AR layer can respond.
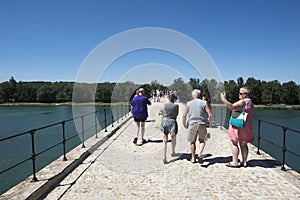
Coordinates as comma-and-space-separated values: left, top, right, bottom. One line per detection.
0, 105, 299, 195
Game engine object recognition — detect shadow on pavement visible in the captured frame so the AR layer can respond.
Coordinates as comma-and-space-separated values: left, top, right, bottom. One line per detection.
247, 159, 281, 168
147, 139, 171, 143
200, 156, 232, 167
200, 155, 281, 169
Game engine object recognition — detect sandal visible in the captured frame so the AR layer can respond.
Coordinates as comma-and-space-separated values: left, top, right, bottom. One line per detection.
198, 157, 204, 164
240, 162, 248, 168
142, 139, 147, 144
226, 162, 240, 168
133, 137, 138, 144
191, 159, 196, 164
162, 159, 167, 164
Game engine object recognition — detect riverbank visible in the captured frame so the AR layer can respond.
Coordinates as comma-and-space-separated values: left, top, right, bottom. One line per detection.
1, 102, 300, 110
212, 103, 300, 110
0, 102, 113, 106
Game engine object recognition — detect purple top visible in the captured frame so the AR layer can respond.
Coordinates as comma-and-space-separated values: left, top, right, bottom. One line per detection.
131, 95, 151, 119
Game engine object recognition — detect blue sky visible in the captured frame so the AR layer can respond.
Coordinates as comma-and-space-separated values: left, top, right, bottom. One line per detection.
1, 0, 300, 85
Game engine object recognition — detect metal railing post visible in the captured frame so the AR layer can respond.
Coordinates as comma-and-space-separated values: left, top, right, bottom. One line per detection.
30, 129, 38, 182
257, 119, 261, 155
281, 126, 287, 171
95, 111, 98, 138
117, 104, 119, 123
220, 107, 223, 129
104, 109, 108, 132
62, 121, 67, 161
81, 116, 85, 148
111, 111, 114, 127
121, 103, 124, 120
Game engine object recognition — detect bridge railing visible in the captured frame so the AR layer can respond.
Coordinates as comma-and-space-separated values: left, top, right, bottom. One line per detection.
255, 119, 300, 171
0, 103, 130, 183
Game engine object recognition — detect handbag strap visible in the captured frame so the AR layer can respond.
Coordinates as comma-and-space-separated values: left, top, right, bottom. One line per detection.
242, 100, 246, 112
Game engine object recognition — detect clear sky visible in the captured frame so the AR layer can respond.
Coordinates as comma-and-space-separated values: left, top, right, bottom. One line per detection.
1, 0, 300, 85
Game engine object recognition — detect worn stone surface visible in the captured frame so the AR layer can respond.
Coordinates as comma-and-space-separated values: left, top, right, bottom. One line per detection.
1, 97, 300, 200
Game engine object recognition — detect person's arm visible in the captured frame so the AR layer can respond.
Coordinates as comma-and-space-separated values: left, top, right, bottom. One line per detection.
182, 104, 189, 129
159, 104, 164, 115
130, 105, 134, 117
205, 103, 213, 127
175, 104, 179, 117
220, 93, 244, 110
147, 98, 152, 106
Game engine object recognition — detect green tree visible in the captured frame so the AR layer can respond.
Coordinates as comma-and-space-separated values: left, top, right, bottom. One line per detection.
261, 80, 281, 104
0, 77, 17, 102
15, 82, 37, 102
189, 78, 201, 89
169, 78, 192, 103
36, 83, 56, 103
237, 77, 244, 88
72, 83, 95, 103
199, 79, 209, 100
281, 81, 299, 105
224, 80, 239, 102
245, 77, 262, 104
150, 80, 163, 91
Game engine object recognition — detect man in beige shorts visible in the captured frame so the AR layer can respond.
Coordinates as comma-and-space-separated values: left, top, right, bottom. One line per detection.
182, 89, 213, 163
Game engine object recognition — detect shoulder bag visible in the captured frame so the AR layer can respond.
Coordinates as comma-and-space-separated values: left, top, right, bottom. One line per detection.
229, 104, 248, 128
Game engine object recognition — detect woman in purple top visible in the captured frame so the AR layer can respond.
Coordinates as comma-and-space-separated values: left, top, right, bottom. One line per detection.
131, 88, 151, 145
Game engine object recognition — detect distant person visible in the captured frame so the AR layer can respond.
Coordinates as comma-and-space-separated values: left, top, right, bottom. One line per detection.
131, 88, 152, 145
152, 90, 157, 102
220, 87, 254, 167
157, 89, 161, 102
182, 89, 213, 163
134, 89, 139, 96
159, 93, 179, 164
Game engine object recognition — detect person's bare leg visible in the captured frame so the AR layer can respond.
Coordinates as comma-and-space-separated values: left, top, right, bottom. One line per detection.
198, 141, 205, 157
230, 140, 239, 166
239, 141, 248, 166
190, 142, 196, 163
136, 122, 140, 138
140, 121, 145, 143
162, 133, 168, 162
171, 135, 176, 156
198, 141, 205, 163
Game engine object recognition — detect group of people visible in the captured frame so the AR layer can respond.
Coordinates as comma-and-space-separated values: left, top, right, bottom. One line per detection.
130, 87, 254, 167
152, 89, 163, 102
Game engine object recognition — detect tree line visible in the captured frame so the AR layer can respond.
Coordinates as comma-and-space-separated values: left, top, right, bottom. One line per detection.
0, 76, 299, 105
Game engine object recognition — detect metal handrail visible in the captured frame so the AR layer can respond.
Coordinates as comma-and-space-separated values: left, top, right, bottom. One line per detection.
255, 118, 300, 171
0, 103, 130, 183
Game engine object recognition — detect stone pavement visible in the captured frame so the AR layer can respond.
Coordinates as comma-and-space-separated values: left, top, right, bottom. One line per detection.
2, 97, 300, 200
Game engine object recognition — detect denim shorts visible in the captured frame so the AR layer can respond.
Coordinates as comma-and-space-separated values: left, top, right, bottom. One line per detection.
160, 118, 178, 135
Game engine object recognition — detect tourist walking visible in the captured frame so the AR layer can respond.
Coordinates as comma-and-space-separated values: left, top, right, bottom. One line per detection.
182, 89, 213, 163
131, 88, 152, 145
160, 93, 179, 164
220, 87, 254, 167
